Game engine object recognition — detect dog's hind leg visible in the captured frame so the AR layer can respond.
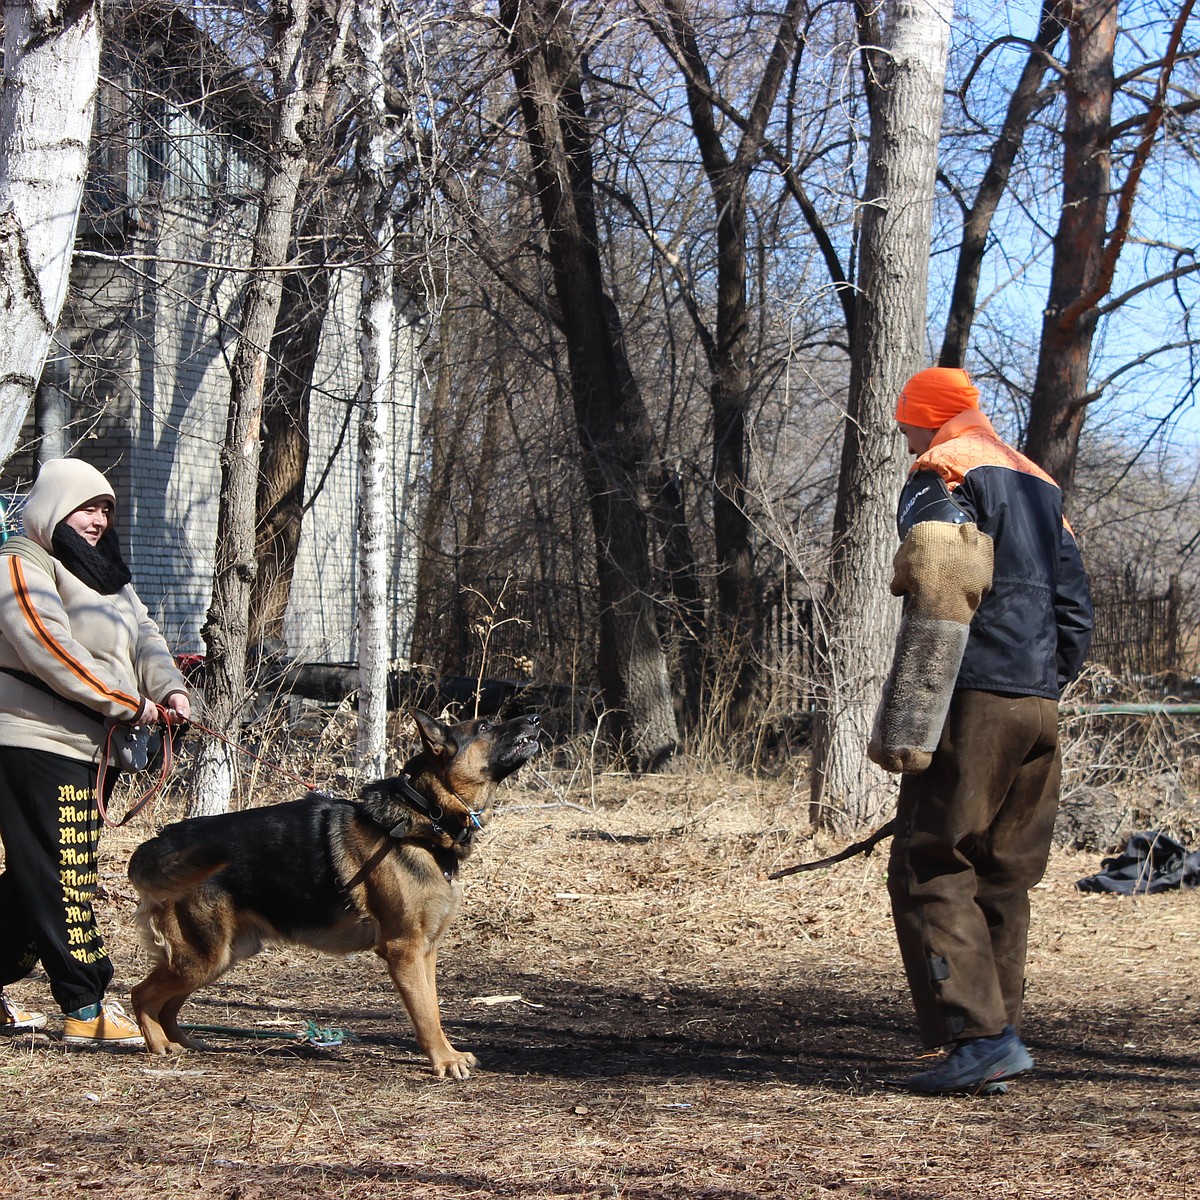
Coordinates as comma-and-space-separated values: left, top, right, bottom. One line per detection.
379, 940, 478, 1080
131, 903, 233, 1055
156, 992, 206, 1051
131, 965, 205, 1055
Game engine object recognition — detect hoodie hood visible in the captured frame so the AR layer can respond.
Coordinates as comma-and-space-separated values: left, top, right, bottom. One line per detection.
22, 459, 117, 551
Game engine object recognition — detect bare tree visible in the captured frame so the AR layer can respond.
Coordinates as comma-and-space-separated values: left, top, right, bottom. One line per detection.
637, 0, 805, 734
190, 0, 325, 816
1025, 0, 1196, 490
0, 0, 101, 465
497, 0, 679, 769
409, 300, 474, 675
250, 221, 335, 648
251, 12, 354, 649
937, 2, 1199, 492
809, 0, 955, 832
938, 0, 1068, 369
354, 0, 395, 779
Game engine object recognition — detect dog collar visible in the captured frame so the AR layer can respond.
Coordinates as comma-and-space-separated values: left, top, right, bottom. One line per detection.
387, 773, 481, 844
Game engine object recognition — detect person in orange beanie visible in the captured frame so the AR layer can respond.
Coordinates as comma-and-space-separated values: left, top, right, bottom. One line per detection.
870, 366, 1093, 1094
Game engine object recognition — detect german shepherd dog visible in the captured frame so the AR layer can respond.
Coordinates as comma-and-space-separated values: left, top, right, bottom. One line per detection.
127, 709, 540, 1078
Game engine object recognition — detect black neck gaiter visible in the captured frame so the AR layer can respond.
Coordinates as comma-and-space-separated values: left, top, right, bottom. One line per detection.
50, 522, 133, 595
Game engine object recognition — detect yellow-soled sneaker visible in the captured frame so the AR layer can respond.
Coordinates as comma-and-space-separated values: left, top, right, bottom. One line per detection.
0, 993, 47, 1034
62, 1001, 145, 1049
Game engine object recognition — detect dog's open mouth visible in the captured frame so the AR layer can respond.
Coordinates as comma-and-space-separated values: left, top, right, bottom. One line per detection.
502, 732, 541, 763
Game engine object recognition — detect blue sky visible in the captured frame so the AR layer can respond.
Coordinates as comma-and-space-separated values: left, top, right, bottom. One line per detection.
929, 1, 1200, 455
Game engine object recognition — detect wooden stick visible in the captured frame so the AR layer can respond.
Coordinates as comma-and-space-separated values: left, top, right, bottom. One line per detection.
768, 818, 896, 880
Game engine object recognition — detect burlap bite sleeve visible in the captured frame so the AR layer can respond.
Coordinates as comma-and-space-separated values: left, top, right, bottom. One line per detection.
868, 521, 994, 774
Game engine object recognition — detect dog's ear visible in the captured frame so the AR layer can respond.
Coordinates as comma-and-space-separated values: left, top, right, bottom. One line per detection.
412, 709, 457, 759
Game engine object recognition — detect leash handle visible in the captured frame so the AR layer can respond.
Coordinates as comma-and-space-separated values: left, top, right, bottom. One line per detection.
95, 710, 320, 827
96, 704, 182, 828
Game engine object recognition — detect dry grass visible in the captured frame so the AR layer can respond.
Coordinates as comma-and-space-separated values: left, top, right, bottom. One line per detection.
0, 765, 1197, 1199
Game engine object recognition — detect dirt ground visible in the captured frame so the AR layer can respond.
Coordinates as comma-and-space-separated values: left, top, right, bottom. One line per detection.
1, 765, 1197, 1199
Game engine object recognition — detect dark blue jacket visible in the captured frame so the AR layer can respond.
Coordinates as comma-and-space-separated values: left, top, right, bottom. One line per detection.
897, 410, 1093, 699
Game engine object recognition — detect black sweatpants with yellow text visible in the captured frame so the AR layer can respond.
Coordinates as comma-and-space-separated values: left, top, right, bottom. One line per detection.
0, 746, 115, 1014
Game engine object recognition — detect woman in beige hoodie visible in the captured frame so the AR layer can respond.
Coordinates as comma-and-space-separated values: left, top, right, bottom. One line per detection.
0, 459, 190, 1048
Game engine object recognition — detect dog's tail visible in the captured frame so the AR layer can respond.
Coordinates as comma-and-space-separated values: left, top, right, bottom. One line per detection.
128, 837, 229, 900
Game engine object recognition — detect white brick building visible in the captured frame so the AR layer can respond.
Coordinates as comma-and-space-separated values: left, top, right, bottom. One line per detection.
1, 2, 424, 668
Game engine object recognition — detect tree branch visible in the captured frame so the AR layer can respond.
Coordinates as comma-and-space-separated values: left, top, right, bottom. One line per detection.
1058, 0, 1197, 331
938, 0, 1067, 367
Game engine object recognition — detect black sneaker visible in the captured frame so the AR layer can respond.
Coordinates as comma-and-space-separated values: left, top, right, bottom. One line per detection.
896, 1026, 1033, 1094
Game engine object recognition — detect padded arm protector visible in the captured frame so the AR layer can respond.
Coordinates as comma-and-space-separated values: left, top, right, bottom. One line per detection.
868, 520, 994, 774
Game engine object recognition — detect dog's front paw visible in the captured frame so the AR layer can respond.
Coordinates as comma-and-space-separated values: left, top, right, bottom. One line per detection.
432, 1050, 478, 1080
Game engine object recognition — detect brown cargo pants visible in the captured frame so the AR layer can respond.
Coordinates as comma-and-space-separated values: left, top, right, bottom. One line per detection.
887, 689, 1061, 1048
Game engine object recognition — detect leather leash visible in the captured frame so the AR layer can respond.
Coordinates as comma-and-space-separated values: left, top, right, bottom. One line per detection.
184, 716, 318, 791
96, 713, 321, 827
96, 705, 185, 827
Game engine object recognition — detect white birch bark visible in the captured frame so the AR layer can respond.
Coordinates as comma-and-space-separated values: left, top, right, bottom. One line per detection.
35, 327, 72, 462
354, 0, 394, 781
809, 0, 954, 832
0, 0, 100, 467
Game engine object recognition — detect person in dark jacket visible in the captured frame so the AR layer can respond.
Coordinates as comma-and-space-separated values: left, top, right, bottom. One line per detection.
869, 367, 1093, 1094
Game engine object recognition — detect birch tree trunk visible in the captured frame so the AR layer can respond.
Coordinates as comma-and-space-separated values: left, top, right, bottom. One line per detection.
190, 0, 314, 816
354, 0, 394, 781
0, 0, 100, 466
809, 0, 954, 833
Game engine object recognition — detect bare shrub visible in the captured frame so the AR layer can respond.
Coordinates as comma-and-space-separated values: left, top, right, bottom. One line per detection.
1057, 666, 1200, 852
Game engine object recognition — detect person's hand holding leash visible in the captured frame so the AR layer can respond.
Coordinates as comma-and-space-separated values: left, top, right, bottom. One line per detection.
160, 691, 191, 725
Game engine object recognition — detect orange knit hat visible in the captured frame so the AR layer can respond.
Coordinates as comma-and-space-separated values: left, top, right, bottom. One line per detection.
894, 367, 980, 429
